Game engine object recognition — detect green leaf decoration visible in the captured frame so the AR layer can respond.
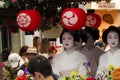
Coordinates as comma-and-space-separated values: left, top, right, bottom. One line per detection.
4, 0, 10, 8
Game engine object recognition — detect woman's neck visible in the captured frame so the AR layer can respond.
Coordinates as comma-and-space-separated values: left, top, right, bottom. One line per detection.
65, 46, 76, 54
110, 47, 120, 54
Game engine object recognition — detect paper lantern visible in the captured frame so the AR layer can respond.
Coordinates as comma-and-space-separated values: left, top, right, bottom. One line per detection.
85, 12, 101, 28
61, 8, 86, 30
79, 4, 87, 13
16, 10, 42, 31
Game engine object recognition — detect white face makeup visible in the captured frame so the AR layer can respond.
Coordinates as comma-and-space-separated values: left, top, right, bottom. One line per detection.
62, 32, 74, 49
107, 31, 119, 48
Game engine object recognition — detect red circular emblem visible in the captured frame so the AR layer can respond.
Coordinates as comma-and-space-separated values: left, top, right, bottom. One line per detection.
16, 10, 42, 31
61, 8, 86, 30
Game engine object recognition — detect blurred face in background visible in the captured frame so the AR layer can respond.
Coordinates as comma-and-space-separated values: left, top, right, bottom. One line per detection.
107, 31, 119, 48
33, 37, 41, 47
37, 38, 41, 46
62, 32, 74, 49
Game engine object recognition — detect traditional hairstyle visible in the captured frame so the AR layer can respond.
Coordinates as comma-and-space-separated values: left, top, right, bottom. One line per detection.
60, 28, 79, 43
102, 25, 120, 44
82, 27, 100, 43
78, 29, 88, 43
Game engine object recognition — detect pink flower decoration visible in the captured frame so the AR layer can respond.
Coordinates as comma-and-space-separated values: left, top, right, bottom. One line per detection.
0, 62, 5, 68
11, 0, 17, 3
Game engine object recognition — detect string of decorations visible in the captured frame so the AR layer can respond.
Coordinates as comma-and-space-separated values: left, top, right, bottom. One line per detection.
0, 0, 111, 32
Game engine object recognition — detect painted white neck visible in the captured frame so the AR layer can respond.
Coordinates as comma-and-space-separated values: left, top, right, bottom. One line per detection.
110, 46, 120, 54
65, 46, 76, 54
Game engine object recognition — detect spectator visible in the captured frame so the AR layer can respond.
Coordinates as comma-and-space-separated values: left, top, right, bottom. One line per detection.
40, 38, 51, 58
20, 47, 38, 75
25, 47, 38, 61
19, 45, 29, 64
27, 55, 58, 80
1, 48, 11, 67
48, 46, 57, 63
0, 48, 11, 79
8, 53, 25, 79
33, 36, 41, 54
8, 53, 24, 69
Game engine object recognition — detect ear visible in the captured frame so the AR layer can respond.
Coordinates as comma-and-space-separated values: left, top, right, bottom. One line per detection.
35, 72, 44, 80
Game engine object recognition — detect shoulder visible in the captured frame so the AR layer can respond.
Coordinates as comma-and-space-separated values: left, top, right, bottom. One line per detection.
40, 53, 49, 58
75, 49, 87, 57
73, 50, 88, 62
52, 51, 65, 61
116, 49, 120, 52
99, 51, 108, 59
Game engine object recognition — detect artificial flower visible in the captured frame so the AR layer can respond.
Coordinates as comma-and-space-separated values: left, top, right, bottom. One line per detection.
96, 65, 115, 80
83, 62, 90, 77
80, 75, 86, 80
86, 77, 95, 80
0, 55, 5, 68
71, 71, 78, 76
0, 1, 5, 8
0, 62, 5, 68
109, 65, 115, 71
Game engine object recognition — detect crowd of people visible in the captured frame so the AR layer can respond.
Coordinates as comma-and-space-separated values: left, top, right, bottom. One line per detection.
0, 25, 120, 80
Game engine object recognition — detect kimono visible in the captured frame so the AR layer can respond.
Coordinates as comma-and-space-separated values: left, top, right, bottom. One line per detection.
96, 49, 120, 79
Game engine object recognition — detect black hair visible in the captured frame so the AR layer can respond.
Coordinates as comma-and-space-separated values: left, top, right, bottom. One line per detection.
78, 29, 88, 43
27, 55, 53, 78
60, 28, 79, 43
83, 27, 100, 43
1, 48, 11, 61
102, 26, 120, 44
